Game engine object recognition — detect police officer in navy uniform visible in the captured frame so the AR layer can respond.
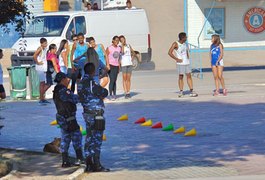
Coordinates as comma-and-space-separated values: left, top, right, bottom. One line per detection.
53, 72, 84, 167
78, 63, 109, 172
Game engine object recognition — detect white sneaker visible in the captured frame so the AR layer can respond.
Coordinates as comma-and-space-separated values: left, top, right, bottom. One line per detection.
178, 91, 184, 98
190, 91, 198, 97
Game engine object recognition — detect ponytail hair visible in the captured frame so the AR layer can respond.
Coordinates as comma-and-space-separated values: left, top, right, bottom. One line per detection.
48, 44, 57, 51
47, 44, 57, 56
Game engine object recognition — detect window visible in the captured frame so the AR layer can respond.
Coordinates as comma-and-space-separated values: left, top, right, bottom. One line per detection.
75, 16, 86, 34
204, 8, 225, 39
66, 21, 75, 40
66, 16, 86, 40
24, 16, 69, 37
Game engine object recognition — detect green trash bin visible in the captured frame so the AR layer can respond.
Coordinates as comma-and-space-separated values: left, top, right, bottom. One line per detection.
7, 66, 27, 100
28, 65, 40, 99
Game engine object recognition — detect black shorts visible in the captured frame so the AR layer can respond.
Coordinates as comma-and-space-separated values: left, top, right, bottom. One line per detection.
0, 84, 5, 93
77, 69, 82, 79
46, 72, 53, 85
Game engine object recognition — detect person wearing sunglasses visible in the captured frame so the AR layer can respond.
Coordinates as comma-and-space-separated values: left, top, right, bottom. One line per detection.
67, 34, 78, 92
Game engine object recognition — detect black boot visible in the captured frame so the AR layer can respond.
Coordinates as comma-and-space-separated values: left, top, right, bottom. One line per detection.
62, 152, 71, 168
85, 156, 94, 172
93, 155, 110, 172
74, 149, 84, 166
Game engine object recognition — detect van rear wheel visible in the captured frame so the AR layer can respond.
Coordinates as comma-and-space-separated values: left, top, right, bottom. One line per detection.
132, 56, 139, 70
132, 51, 141, 70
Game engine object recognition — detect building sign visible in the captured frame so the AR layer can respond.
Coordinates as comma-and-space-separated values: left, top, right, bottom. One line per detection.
244, 7, 265, 34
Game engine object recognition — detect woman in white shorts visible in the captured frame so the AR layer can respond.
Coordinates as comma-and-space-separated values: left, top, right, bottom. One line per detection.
33, 38, 51, 105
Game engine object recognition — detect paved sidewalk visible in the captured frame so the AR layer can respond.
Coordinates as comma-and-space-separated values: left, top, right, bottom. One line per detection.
0, 69, 265, 179
0, 148, 79, 180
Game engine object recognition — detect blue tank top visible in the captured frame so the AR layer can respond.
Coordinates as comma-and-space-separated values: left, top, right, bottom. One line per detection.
210, 44, 221, 64
75, 43, 88, 67
95, 45, 106, 66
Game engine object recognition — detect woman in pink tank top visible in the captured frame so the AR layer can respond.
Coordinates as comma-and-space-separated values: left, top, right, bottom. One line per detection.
46, 44, 60, 86
106, 36, 121, 100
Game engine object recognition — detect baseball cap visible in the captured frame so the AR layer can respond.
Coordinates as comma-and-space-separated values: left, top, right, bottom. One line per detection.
54, 72, 67, 83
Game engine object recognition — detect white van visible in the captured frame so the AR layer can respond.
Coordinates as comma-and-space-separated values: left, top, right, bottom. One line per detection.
11, 9, 152, 69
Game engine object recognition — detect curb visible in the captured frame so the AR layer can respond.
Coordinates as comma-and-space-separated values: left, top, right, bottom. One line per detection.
1, 160, 18, 180
67, 165, 86, 180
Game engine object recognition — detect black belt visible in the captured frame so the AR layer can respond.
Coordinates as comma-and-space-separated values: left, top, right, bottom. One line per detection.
84, 109, 104, 115
57, 114, 76, 122
65, 116, 76, 122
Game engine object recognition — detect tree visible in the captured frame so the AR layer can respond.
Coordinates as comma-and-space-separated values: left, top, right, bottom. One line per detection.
0, 0, 32, 34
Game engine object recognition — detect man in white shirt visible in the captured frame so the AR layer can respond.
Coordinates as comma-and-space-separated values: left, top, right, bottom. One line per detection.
125, 0, 136, 10
168, 32, 198, 98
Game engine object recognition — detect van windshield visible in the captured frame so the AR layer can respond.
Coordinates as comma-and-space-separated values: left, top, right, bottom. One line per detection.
24, 15, 69, 37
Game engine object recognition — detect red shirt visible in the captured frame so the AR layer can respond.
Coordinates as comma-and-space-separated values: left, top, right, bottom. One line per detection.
47, 52, 60, 72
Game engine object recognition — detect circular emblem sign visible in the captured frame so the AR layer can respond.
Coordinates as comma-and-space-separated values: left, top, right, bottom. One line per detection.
244, 7, 265, 33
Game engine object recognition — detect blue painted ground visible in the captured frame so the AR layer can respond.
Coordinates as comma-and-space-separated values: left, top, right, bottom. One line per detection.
0, 70, 265, 172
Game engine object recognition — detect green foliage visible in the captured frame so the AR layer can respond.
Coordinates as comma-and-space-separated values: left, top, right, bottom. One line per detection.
0, 0, 33, 34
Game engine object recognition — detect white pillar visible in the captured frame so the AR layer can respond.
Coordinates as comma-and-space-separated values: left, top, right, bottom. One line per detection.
101, 0, 104, 10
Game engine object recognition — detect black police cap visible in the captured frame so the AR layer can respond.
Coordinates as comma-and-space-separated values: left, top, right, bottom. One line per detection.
54, 72, 67, 83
